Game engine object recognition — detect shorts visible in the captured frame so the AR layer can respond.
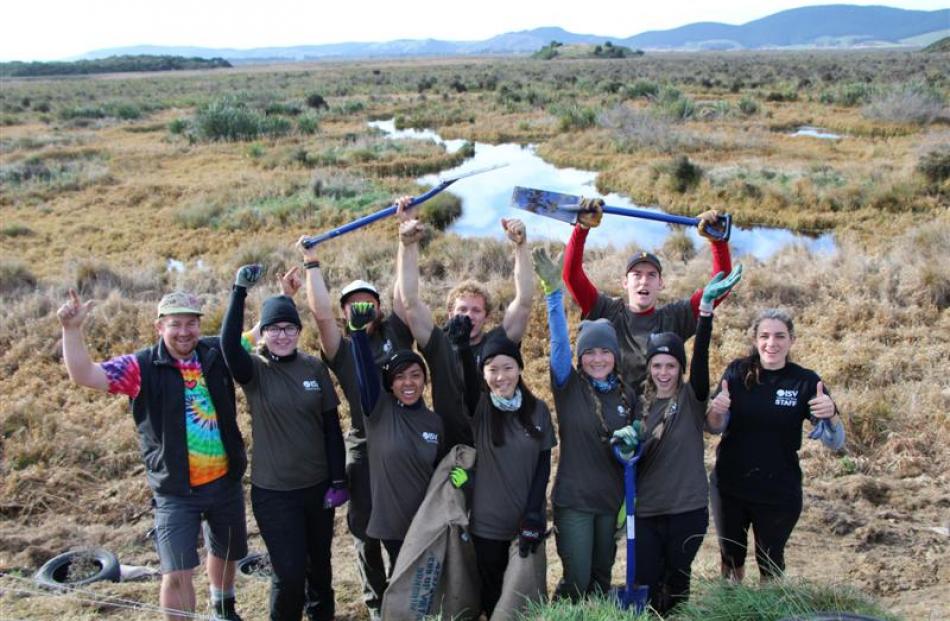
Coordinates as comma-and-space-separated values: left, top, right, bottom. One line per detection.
152, 475, 248, 573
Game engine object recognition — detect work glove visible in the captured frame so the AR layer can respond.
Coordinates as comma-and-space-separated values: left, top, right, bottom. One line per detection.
235, 264, 264, 289
518, 512, 545, 558
531, 247, 563, 296
449, 466, 470, 489
697, 209, 725, 241
446, 314, 473, 349
699, 264, 743, 314
576, 197, 604, 228
612, 421, 642, 460
616, 499, 627, 530
348, 301, 376, 332
323, 481, 350, 509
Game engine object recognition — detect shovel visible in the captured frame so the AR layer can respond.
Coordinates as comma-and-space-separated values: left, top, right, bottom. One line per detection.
611, 440, 650, 613
300, 163, 508, 248
510, 186, 732, 242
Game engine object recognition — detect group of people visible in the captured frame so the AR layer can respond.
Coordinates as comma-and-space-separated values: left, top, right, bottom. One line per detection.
57, 197, 845, 621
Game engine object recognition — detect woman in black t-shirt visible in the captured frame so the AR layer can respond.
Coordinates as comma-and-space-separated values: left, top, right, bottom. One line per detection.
710, 309, 845, 582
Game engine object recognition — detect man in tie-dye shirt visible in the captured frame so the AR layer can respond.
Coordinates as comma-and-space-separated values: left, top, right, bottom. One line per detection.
59, 289, 248, 621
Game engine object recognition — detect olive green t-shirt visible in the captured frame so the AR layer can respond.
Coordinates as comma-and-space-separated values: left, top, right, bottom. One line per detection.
636, 382, 708, 517
588, 293, 695, 393
551, 369, 637, 514
365, 397, 443, 541
242, 352, 339, 491
470, 396, 557, 541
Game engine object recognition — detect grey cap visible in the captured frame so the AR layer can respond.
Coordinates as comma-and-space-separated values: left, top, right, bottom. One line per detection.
156, 291, 202, 318
576, 319, 621, 363
340, 279, 380, 306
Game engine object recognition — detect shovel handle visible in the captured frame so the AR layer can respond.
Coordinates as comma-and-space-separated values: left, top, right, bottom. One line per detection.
611, 440, 645, 466
600, 207, 732, 242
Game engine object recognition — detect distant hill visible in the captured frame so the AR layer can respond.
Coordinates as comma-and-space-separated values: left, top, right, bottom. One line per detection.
0, 55, 231, 77
75, 5, 949, 63
922, 35, 950, 52
622, 5, 950, 50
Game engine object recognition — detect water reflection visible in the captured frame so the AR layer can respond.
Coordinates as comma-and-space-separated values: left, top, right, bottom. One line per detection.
369, 119, 836, 260
790, 126, 841, 140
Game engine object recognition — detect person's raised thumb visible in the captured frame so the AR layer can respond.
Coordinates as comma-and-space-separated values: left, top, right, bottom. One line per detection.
816, 381, 826, 396
721, 379, 730, 396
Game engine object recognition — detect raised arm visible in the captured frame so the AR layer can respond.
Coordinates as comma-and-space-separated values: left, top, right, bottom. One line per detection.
500, 218, 533, 343
221, 265, 264, 385
57, 290, 109, 391
690, 210, 734, 317
396, 217, 436, 349
297, 237, 344, 360
563, 198, 604, 316
533, 247, 572, 388
693, 265, 743, 406
348, 303, 383, 416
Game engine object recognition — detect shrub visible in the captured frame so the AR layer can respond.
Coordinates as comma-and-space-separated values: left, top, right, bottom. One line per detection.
665, 155, 703, 193
305, 93, 328, 110
297, 114, 319, 135
418, 193, 462, 231
916, 146, 950, 187
260, 115, 292, 137
598, 105, 687, 154
626, 79, 659, 99
167, 117, 189, 134
311, 168, 371, 199
738, 96, 760, 116
551, 103, 599, 131
863, 83, 946, 125
0, 260, 37, 295
821, 82, 874, 107
194, 97, 262, 141
264, 102, 302, 116
1, 223, 34, 237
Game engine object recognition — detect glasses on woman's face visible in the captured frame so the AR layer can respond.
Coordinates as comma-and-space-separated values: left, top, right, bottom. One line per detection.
263, 324, 300, 337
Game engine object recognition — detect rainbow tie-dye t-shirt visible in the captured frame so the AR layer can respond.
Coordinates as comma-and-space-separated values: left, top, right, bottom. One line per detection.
102, 353, 228, 487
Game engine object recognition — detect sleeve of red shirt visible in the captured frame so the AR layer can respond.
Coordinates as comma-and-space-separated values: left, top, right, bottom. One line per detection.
100, 354, 142, 398
563, 225, 598, 316
689, 240, 733, 318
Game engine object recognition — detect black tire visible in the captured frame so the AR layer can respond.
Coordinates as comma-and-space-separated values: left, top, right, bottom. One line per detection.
237, 552, 272, 580
34, 548, 121, 589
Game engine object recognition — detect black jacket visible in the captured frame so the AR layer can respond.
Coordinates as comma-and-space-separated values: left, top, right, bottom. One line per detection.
131, 337, 246, 495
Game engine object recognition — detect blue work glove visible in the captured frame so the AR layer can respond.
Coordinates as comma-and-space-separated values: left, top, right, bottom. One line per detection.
235, 264, 264, 289
518, 512, 545, 558
347, 301, 376, 332
700, 264, 743, 313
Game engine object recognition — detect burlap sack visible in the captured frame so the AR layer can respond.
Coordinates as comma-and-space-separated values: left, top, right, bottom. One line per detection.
382, 444, 480, 621
490, 538, 548, 621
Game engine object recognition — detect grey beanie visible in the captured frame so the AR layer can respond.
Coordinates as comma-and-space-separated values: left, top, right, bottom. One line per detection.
260, 295, 301, 329
576, 319, 621, 363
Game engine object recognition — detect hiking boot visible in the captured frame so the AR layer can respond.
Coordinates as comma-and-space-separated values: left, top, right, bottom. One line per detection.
210, 597, 243, 621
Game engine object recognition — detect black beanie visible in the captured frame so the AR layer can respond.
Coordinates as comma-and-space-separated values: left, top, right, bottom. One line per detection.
479, 332, 523, 370
382, 349, 427, 391
646, 332, 686, 371
576, 319, 621, 363
260, 295, 301, 329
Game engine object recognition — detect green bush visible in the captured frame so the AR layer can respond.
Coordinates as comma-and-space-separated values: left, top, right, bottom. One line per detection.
260, 115, 292, 137
665, 155, 703, 193
917, 146, 950, 187
297, 114, 319, 135
1, 223, 34, 237
168, 117, 189, 134
305, 93, 328, 110
738, 96, 760, 116
418, 193, 462, 231
551, 103, 599, 130
194, 97, 263, 141
627, 79, 659, 99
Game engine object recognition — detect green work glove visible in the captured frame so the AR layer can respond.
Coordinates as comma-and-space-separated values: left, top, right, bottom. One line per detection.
348, 301, 376, 332
612, 420, 642, 460
700, 264, 743, 313
234, 264, 264, 289
531, 247, 563, 296
616, 499, 626, 530
449, 466, 470, 489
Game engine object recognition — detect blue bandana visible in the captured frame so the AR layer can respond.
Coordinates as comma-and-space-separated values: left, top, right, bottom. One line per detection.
490, 387, 523, 412
588, 373, 620, 394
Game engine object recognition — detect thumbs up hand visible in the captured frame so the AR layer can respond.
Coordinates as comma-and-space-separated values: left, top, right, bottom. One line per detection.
808, 381, 836, 419
709, 379, 731, 417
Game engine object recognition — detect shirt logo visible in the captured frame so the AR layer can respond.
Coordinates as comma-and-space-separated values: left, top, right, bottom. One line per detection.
421, 431, 439, 445
616, 405, 627, 417
302, 379, 322, 392
775, 388, 798, 407
382, 339, 394, 354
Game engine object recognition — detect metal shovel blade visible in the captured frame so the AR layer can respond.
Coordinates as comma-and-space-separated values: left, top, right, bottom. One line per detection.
510, 186, 584, 224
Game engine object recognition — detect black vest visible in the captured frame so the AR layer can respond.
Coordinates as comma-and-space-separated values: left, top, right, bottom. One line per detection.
131, 337, 246, 495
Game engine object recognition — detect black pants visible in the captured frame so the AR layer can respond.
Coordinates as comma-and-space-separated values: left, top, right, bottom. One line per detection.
251, 482, 335, 621
472, 535, 511, 616
717, 489, 802, 579
635, 507, 708, 615
347, 456, 387, 619
381, 538, 403, 575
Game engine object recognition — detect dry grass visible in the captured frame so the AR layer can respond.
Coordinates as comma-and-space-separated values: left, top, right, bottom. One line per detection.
1, 53, 948, 620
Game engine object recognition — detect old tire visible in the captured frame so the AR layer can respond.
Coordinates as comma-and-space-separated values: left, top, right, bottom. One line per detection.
34, 548, 121, 589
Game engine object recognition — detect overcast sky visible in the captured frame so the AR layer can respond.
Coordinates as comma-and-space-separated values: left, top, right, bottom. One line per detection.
1, 0, 947, 61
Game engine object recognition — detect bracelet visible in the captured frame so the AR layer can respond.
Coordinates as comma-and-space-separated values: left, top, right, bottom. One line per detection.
304, 260, 321, 270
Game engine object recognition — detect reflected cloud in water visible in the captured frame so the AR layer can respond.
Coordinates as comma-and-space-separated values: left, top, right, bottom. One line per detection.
369, 119, 836, 260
